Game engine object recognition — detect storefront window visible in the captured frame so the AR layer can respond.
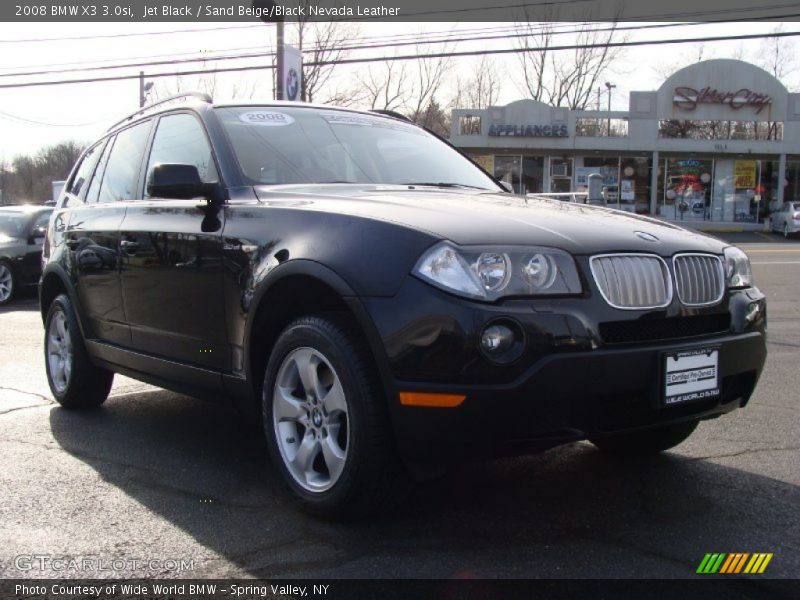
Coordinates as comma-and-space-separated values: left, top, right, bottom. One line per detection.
662, 158, 713, 221
579, 156, 620, 208
549, 157, 572, 193
494, 156, 521, 193
493, 155, 545, 194
785, 161, 800, 204
620, 157, 652, 215
521, 156, 544, 194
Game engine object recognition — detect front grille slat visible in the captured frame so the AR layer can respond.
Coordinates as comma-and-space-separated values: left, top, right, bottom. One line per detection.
590, 254, 671, 310
673, 254, 725, 306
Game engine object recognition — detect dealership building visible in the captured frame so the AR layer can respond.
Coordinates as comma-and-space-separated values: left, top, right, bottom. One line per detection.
450, 59, 800, 224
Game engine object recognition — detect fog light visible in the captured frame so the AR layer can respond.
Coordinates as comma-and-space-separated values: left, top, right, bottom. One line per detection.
480, 324, 514, 353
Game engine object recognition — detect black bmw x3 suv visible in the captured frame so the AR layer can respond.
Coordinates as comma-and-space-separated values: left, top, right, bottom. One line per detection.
41, 94, 767, 516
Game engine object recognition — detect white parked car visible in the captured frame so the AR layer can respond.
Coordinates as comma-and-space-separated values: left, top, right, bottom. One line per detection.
770, 201, 800, 238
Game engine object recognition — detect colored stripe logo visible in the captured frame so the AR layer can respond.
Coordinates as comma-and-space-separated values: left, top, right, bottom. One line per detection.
697, 553, 773, 574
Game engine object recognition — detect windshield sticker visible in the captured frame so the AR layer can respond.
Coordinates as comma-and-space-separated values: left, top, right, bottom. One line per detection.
321, 113, 423, 135
239, 111, 295, 127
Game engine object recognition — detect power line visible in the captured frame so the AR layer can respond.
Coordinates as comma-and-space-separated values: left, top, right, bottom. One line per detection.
0, 110, 111, 127
1, 29, 799, 90
1, 16, 798, 81
0, 0, 795, 76
0, 23, 265, 44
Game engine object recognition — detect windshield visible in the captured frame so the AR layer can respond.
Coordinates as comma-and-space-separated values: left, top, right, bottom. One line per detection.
216, 107, 500, 190
0, 213, 28, 238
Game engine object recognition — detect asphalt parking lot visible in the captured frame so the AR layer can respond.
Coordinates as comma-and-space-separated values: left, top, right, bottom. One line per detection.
0, 237, 798, 581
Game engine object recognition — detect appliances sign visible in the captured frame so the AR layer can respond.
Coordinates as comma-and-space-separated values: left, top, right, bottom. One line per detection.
488, 124, 568, 137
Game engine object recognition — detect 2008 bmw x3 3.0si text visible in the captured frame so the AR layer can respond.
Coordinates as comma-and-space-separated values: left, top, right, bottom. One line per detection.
39, 95, 766, 517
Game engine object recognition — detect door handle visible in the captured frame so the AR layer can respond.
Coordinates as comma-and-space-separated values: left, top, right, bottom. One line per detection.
120, 240, 140, 253
65, 238, 80, 250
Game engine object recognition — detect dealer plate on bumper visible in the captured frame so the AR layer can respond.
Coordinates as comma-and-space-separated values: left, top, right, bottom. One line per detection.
664, 347, 720, 405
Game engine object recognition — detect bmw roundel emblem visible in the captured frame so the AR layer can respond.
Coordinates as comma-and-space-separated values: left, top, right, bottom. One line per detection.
286, 68, 299, 101
635, 231, 659, 242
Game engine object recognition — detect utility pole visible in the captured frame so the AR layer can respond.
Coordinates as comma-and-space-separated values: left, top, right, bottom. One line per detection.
605, 81, 616, 135
596, 87, 602, 136
138, 71, 153, 107
276, 21, 284, 101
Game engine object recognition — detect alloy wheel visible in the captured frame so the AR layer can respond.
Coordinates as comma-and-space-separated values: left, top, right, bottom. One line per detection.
0, 264, 12, 303
272, 347, 350, 493
47, 309, 73, 393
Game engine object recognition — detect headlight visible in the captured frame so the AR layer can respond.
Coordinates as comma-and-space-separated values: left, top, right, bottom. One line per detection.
413, 242, 582, 301
723, 246, 753, 288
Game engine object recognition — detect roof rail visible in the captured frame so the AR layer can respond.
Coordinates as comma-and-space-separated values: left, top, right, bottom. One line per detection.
106, 92, 212, 132
370, 109, 411, 122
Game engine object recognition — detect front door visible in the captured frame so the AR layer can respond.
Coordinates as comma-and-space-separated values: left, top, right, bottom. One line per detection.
118, 112, 229, 370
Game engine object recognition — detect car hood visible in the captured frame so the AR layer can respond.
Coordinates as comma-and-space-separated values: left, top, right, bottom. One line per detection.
253, 184, 727, 256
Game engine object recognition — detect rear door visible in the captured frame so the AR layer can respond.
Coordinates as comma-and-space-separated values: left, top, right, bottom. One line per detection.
63, 123, 152, 346
118, 111, 229, 370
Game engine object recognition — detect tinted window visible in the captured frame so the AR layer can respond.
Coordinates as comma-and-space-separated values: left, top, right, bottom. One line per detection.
0, 213, 28, 237
145, 113, 217, 198
97, 120, 151, 203
32, 211, 51, 233
85, 138, 114, 204
66, 141, 106, 199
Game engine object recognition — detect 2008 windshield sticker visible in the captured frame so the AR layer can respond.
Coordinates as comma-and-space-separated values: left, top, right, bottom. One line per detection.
239, 111, 295, 126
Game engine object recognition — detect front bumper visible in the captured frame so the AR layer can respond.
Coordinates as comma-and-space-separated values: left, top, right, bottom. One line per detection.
361, 277, 767, 463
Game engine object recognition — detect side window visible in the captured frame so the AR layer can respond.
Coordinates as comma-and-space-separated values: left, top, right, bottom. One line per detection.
96, 120, 151, 203
65, 140, 106, 202
31, 212, 51, 236
145, 113, 218, 197
85, 137, 115, 204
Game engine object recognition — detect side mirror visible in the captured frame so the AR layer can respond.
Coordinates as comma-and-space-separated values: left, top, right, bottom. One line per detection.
147, 163, 218, 201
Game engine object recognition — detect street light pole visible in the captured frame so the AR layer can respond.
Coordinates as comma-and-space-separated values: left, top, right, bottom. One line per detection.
139, 71, 145, 108
605, 81, 616, 135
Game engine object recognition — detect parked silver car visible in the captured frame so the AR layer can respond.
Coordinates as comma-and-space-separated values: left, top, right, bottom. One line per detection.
770, 201, 800, 238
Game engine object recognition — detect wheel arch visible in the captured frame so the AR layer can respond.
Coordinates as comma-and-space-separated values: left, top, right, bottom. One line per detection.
243, 260, 397, 416
39, 266, 83, 331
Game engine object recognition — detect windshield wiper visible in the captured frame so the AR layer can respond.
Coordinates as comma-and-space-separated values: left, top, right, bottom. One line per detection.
400, 182, 490, 190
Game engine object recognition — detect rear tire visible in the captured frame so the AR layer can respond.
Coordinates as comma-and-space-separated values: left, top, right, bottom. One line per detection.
0, 260, 15, 305
590, 421, 698, 456
262, 314, 406, 518
44, 294, 114, 408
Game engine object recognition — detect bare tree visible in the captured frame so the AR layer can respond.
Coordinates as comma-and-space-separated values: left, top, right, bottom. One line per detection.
515, 18, 626, 109
450, 56, 501, 109
294, 1, 360, 102
755, 25, 797, 87
358, 60, 413, 112
407, 50, 452, 119
2, 141, 83, 204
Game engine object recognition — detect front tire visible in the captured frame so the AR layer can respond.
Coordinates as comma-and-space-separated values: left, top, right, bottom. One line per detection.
785, 223, 792, 239
262, 314, 404, 518
590, 421, 698, 456
0, 260, 15, 305
44, 294, 114, 408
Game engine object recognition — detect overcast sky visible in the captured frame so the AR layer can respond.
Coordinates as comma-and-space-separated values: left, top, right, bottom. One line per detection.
0, 20, 796, 158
